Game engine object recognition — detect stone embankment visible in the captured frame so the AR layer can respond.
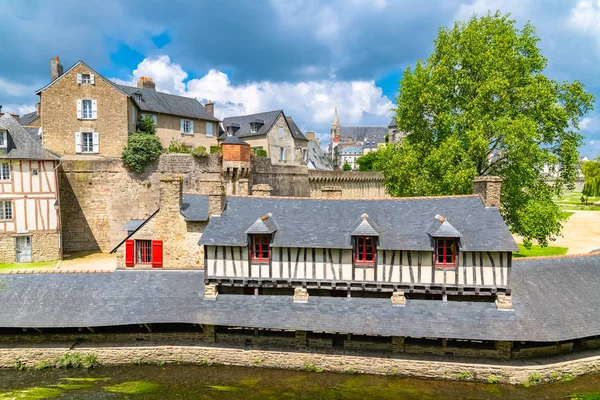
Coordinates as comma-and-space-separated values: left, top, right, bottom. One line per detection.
2, 341, 600, 385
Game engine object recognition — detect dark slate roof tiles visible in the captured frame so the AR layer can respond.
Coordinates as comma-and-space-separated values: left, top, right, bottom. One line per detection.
0, 115, 60, 160
221, 110, 282, 138
340, 126, 388, 142
181, 194, 210, 222
285, 116, 308, 141
0, 255, 598, 342
199, 196, 519, 252
17, 111, 39, 126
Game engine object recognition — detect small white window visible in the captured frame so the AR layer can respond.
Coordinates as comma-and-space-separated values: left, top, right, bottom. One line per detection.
82, 100, 93, 119
279, 147, 286, 161
0, 201, 12, 220
278, 126, 284, 138
0, 162, 10, 180
82, 132, 94, 153
226, 127, 234, 137
181, 119, 194, 135
0, 131, 7, 148
250, 123, 258, 134
206, 122, 213, 137
81, 74, 91, 84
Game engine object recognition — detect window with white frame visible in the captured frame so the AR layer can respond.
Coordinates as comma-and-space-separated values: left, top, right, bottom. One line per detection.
226, 127, 234, 136
82, 132, 94, 153
0, 163, 10, 180
250, 123, 258, 134
81, 74, 91, 84
278, 126, 284, 138
0, 131, 7, 148
0, 201, 12, 220
181, 119, 193, 135
82, 100, 93, 119
206, 122, 213, 137
279, 147, 286, 161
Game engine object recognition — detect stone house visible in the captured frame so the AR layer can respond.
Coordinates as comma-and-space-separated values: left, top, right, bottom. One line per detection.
0, 114, 61, 263
111, 177, 212, 269
305, 132, 332, 171
219, 110, 307, 166
35, 57, 220, 158
200, 176, 518, 309
339, 145, 363, 170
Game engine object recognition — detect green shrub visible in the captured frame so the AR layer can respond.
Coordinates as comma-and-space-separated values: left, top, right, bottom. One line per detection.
342, 162, 352, 171
457, 371, 472, 381
255, 149, 268, 157
81, 354, 98, 369
210, 145, 222, 155
524, 372, 541, 387
167, 138, 191, 154
191, 146, 208, 158
57, 352, 82, 369
136, 115, 157, 135
13, 359, 24, 371
303, 361, 324, 373
487, 375, 499, 384
35, 360, 50, 370
122, 133, 162, 173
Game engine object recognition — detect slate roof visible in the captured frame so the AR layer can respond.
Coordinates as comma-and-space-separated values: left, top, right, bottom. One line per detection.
350, 214, 380, 237
285, 117, 308, 141
199, 196, 519, 252
123, 219, 145, 232
340, 126, 388, 142
221, 110, 283, 139
307, 140, 333, 171
340, 146, 363, 155
388, 118, 396, 128
17, 111, 39, 126
245, 213, 278, 235
0, 255, 599, 342
430, 219, 462, 238
222, 135, 248, 145
0, 115, 60, 161
24, 127, 41, 141
181, 194, 210, 221
115, 84, 219, 122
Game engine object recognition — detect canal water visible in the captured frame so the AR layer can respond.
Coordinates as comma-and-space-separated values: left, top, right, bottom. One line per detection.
0, 365, 599, 399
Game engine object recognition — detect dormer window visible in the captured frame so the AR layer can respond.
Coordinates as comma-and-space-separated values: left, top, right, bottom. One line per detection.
251, 235, 271, 263
354, 236, 376, 265
435, 238, 457, 267
250, 123, 259, 134
0, 131, 7, 148
134, 93, 143, 102
227, 127, 234, 136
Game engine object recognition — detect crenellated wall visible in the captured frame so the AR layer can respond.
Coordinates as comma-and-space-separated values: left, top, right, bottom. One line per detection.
308, 170, 388, 199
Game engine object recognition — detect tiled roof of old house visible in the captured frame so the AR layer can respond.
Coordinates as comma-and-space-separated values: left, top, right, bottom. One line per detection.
221, 110, 283, 139
0, 254, 599, 342
181, 194, 210, 222
17, 111, 39, 126
307, 140, 332, 171
199, 196, 518, 252
0, 114, 59, 160
340, 126, 388, 142
115, 84, 220, 122
285, 116, 308, 141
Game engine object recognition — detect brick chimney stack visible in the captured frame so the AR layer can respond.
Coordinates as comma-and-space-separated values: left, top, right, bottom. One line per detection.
473, 176, 502, 207
36, 102, 41, 116
159, 177, 183, 214
137, 76, 156, 90
50, 56, 63, 82
204, 100, 214, 117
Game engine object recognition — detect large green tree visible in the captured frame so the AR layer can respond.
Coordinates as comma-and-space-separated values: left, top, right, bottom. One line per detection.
377, 12, 594, 247
582, 157, 600, 199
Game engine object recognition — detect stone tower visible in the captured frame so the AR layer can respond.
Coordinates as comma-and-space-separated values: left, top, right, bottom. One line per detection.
331, 106, 341, 143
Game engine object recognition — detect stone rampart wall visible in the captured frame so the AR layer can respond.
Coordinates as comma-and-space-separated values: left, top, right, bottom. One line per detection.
308, 171, 388, 199
59, 154, 222, 253
251, 157, 310, 197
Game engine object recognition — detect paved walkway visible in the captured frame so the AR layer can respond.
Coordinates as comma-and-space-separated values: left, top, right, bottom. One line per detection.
55, 251, 116, 273
555, 211, 600, 254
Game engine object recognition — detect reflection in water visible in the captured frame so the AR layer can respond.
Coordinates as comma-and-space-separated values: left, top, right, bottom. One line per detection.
0, 365, 599, 399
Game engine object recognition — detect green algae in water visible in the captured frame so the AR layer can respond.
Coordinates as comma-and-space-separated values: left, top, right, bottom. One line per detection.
0, 387, 62, 400
568, 393, 600, 400
239, 377, 262, 387
103, 380, 160, 394
60, 377, 110, 382
207, 385, 244, 392
51, 383, 93, 390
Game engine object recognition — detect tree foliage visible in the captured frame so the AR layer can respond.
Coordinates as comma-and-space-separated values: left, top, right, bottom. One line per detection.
377, 12, 595, 247
122, 116, 162, 173
342, 162, 352, 171
356, 151, 381, 171
582, 157, 600, 198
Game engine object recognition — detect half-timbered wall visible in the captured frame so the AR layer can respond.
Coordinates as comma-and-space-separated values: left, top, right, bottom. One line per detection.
205, 245, 511, 293
0, 160, 59, 233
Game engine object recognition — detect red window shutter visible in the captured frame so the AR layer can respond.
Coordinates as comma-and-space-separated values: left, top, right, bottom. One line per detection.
125, 240, 134, 267
152, 240, 163, 268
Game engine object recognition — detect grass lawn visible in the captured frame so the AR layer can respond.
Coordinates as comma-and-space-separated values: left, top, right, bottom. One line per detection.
556, 192, 600, 211
513, 244, 568, 258
562, 211, 574, 219
0, 261, 57, 271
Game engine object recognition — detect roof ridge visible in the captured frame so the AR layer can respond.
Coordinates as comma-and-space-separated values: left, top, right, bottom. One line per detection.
223, 110, 282, 119
228, 194, 481, 201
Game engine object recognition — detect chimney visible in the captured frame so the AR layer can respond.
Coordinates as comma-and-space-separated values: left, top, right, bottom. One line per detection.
252, 184, 272, 198
306, 131, 317, 142
205, 100, 214, 117
36, 102, 41, 116
321, 186, 343, 199
50, 56, 63, 82
472, 176, 502, 207
137, 76, 156, 90
159, 177, 183, 214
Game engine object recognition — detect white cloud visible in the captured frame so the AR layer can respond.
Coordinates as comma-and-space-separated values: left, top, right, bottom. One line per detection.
0, 78, 41, 97
581, 115, 600, 132
1, 104, 36, 116
113, 56, 394, 140
568, 0, 600, 48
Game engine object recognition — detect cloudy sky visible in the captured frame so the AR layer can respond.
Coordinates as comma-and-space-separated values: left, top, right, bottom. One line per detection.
1, 0, 599, 156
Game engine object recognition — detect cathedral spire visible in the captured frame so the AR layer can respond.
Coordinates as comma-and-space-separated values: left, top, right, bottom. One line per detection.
332, 106, 340, 128
331, 106, 341, 143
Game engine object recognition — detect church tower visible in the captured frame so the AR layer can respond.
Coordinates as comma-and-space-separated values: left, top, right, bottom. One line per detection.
331, 106, 341, 143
